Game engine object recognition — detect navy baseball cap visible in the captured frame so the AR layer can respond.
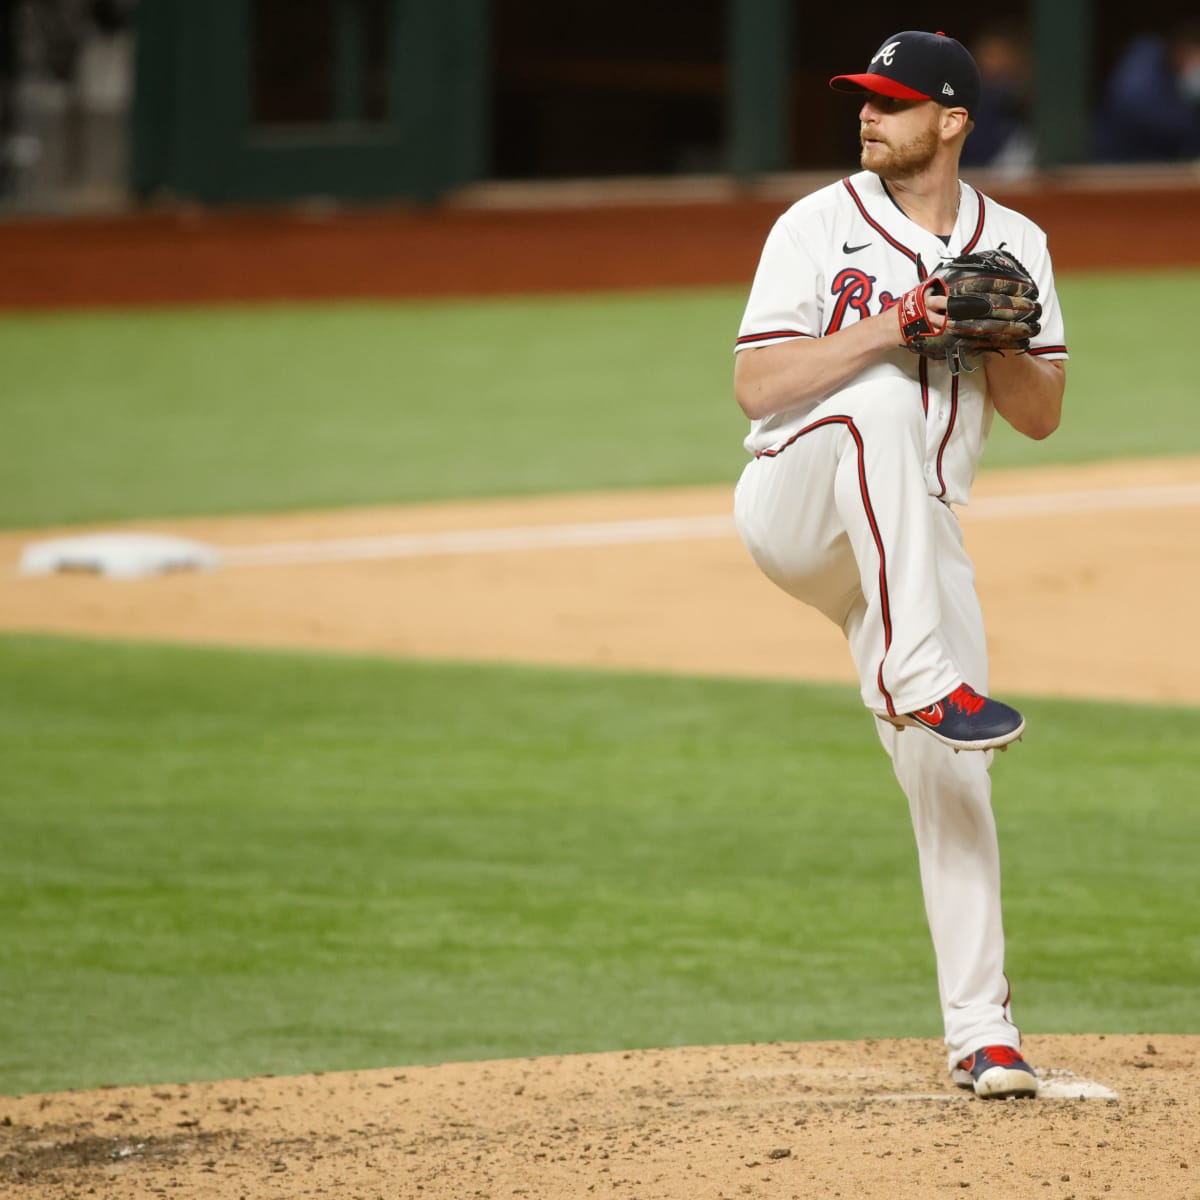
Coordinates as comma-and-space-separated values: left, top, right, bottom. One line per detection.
830, 30, 981, 116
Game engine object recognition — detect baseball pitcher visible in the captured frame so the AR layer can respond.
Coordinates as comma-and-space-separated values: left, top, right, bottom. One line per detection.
732, 30, 1068, 1098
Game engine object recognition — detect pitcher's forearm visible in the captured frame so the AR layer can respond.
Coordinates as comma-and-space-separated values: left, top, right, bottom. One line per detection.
985, 354, 1065, 441
734, 311, 901, 420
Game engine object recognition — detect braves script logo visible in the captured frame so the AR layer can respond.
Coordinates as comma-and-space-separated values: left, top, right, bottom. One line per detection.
825, 269, 901, 334
825, 269, 874, 334
871, 40, 901, 66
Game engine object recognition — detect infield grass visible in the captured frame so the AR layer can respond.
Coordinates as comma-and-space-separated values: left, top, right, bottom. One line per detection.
0, 269, 1194, 528
2, 634, 1196, 1095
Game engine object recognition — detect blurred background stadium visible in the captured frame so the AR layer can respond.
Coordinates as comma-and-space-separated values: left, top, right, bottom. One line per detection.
1, 0, 1197, 213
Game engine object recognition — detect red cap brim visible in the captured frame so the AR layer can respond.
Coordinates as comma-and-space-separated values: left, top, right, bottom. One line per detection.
829, 73, 931, 101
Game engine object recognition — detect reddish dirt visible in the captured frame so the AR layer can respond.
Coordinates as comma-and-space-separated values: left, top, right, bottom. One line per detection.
3, 176, 1198, 311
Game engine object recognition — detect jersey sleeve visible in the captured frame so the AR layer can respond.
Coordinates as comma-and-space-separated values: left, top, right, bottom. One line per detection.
735, 211, 824, 352
1021, 230, 1069, 361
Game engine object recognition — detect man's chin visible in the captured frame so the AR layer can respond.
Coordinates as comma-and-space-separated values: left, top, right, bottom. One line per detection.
864, 150, 926, 182
861, 145, 891, 174
862, 132, 940, 180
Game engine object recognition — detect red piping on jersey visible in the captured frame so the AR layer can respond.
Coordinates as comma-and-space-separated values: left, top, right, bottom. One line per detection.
1028, 345, 1068, 356
736, 330, 813, 346
842, 179, 927, 278
935, 373, 959, 498
962, 190, 986, 253
918, 357, 930, 416
755, 415, 898, 716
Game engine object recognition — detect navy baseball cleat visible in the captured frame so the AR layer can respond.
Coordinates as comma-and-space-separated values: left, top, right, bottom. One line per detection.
952, 1045, 1039, 1099
889, 684, 1025, 752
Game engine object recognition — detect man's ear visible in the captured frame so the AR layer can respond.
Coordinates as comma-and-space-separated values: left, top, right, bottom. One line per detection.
941, 107, 971, 142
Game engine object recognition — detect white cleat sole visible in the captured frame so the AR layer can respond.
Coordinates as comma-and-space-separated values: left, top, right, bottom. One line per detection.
973, 1065, 1039, 1099
952, 1065, 1039, 1099
886, 716, 1026, 753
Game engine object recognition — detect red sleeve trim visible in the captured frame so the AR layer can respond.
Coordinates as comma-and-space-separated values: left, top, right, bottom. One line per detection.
736, 330, 814, 346
1028, 345, 1068, 356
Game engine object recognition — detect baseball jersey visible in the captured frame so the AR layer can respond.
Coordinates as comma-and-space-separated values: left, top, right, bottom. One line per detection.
735, 169, 1068, 506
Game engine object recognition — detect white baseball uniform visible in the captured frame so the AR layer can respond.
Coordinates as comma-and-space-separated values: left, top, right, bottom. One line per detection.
732, 168, 1068, 1068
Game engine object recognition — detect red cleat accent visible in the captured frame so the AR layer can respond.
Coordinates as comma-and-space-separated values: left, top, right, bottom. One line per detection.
981, 1045, 1023, 1067
946, 683, 986, 715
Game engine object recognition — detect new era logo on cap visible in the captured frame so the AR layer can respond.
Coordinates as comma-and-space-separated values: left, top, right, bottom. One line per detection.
830, 30, 981, 116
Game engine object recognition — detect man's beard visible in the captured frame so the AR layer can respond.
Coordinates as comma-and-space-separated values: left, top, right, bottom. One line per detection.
860, 125, 939, 179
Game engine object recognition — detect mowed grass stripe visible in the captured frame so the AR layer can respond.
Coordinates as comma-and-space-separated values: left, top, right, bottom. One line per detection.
0, 270, 1194, 528
1, 634, 1196, 1095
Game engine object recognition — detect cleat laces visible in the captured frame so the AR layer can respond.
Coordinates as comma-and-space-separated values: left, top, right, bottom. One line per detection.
946, 684, 986, 715
981, 1046, 1022, 1067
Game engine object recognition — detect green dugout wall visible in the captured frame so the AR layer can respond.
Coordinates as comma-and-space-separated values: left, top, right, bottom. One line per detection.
133, 0, 1092, 205
131, 0, 489, 203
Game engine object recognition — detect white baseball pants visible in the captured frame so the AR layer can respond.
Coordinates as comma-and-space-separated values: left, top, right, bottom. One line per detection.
733, 379, 1022, 1066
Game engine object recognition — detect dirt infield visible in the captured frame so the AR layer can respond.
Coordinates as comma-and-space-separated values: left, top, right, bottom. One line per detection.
3, 1036, 1198, 1199
4, 456, 1200, 705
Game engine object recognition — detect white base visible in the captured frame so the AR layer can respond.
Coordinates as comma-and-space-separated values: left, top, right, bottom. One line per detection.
19, 532, 220, 580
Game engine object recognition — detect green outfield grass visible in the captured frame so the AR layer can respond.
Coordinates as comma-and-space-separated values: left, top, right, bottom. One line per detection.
0, 269, 1193, 528
2, 634, 1196, 1096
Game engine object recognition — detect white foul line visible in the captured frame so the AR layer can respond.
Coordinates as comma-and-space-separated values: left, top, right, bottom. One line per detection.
963, 481, 1200, 519
216, 482, 1200, 568
217, 515, 737, 567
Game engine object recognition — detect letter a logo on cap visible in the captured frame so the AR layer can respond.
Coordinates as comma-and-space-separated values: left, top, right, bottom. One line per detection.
871, 40, 901, 66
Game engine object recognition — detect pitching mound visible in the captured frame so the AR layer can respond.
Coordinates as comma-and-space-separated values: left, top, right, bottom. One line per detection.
2, 1034, 1196, 1198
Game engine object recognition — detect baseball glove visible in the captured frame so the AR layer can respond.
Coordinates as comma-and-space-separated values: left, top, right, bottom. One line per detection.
896, 247, 1042, 373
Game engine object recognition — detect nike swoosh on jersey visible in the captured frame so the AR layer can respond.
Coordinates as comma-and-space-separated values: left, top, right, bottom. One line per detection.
842, 241, 872, 254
